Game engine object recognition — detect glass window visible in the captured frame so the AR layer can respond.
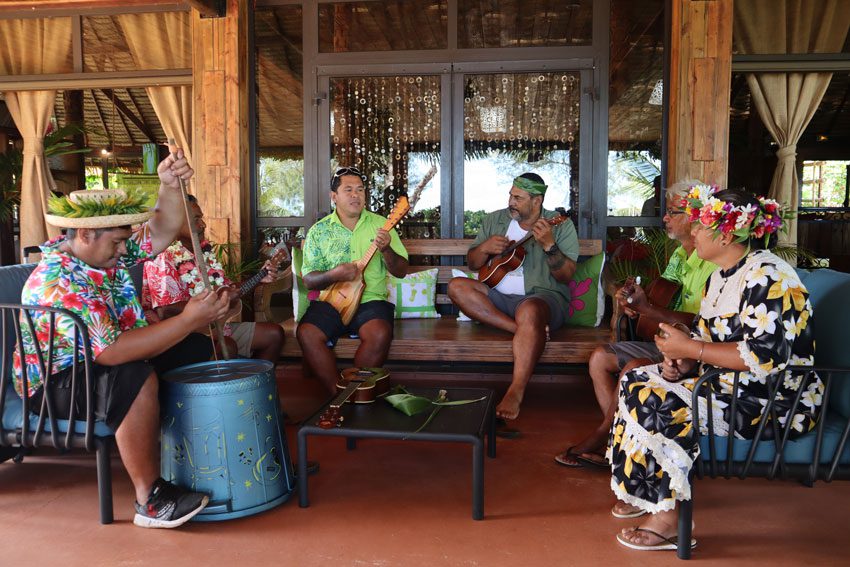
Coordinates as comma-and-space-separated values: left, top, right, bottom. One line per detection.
607, 0, 664, 217
462, 72, 580, 237
256, 5, 305, 218
83, 12, 191, 72
458, 0, 592, 49
328, 75, 442, 237
319, 1, 448, 53
728, 71, 850, 202
801, 161, 850, 208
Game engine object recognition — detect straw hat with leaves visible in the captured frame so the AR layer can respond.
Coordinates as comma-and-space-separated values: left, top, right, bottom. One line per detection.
45, 188, 153, 229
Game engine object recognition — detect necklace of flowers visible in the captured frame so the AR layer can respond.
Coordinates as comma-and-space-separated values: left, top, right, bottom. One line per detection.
169, 241, 227, 294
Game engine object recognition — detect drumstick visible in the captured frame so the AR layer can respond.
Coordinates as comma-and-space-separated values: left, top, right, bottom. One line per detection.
167, 138, 231, 359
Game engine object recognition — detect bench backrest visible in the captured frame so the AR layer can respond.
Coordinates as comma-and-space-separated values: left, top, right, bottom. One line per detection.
401, 238, 603, 307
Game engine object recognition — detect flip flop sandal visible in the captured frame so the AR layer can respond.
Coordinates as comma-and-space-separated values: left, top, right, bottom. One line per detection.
494, 418, 521, 439
616, 528, 697, 551
554, 447, 583, 468
554, 446, 608, 469
611, 504, 648, 519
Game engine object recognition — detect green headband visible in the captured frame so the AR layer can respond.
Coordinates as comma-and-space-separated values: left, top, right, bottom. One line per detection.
513, 176, 547, 196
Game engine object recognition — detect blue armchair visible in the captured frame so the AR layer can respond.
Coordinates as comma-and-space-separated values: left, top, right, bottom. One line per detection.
0, 263, 116, 524
677, 268, 850, 559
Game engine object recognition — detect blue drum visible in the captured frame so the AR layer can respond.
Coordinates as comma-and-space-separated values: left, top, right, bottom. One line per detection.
160, 360, 294, 521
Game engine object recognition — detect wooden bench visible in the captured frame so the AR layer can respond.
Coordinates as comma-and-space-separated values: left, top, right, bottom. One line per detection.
278, 238, 612, 366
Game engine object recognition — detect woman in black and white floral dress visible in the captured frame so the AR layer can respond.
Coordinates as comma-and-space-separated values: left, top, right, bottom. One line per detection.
609, 187, 823, 552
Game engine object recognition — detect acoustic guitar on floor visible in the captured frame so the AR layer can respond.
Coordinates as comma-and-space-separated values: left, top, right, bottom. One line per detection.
478, 211, 569, 288
318, 196, 410, 325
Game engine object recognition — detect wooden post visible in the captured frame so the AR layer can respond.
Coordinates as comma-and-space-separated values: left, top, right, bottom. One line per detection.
191, 0, 250, 254
666, 0, 733, 186
63, 90, 86, 191
0, 132, 16, 266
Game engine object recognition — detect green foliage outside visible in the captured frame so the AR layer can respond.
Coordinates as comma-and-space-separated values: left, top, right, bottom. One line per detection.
464, 210, 487, 238
258, 157, 305, 217
607, 150, 661, 216
801, 161, 849, 207
0, 124, 89, 223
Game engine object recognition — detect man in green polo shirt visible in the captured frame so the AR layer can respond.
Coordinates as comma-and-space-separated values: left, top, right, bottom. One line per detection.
448, 172, 580, 421
555, 180, 717, 469
296, 166, 409, 394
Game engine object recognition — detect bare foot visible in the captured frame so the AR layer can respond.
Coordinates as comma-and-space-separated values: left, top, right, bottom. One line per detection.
495, 389, 523, 420
611, 500, 646, 518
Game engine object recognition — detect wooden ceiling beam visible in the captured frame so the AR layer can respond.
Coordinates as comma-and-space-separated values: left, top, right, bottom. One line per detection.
0, 69, 192, 91
100, 88, 155, 143
0, 1, 187, 19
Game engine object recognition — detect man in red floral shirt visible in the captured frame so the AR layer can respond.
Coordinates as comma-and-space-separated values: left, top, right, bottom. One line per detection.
17, 149, 231, 529
142, 194, 285, 362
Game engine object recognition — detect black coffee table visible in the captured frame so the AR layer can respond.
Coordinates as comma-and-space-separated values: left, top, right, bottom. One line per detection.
297, 386, 496, 520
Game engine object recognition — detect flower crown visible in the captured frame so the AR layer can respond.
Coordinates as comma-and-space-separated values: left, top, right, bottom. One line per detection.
680, 184, 784, 242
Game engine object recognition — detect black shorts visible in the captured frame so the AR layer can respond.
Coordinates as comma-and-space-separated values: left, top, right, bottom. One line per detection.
299, 300, 395, 346
29, 332, 213, 432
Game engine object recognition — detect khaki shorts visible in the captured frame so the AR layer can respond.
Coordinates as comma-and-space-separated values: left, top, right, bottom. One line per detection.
229, 322, 257, 357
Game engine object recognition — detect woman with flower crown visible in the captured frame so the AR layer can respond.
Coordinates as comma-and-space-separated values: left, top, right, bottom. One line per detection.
609, 187, 823, 552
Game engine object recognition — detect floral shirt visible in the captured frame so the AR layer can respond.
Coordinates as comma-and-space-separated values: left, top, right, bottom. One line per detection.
13, 226, 154, 396
141, 240, 233, 335
692, 249, 822, 435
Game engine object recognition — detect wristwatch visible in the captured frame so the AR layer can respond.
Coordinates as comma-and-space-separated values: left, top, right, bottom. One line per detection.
544, 243, 560, 256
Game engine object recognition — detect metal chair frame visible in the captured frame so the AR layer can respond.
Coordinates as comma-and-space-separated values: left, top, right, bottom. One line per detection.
0, 302, 114, 524
674, 365, 850, 559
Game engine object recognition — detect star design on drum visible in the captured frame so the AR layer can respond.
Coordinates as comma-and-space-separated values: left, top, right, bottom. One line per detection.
237, 433, 245, 442
266, 414, 272, 422
244, 480, 252, 489
237, 399, 245, 406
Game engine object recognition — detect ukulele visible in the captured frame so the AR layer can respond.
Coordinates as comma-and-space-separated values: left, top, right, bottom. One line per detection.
237, 239, 291, 299
478, 212, 570, 288
318, 196, 410, 325
219, 240, 292, 323
626, 277, 694, 341
317, 367, 390, 429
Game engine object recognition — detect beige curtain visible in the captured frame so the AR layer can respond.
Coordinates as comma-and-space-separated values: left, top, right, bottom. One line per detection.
0, 17, 73, 254
118, 12, 193, 161
735, 0, 850, 243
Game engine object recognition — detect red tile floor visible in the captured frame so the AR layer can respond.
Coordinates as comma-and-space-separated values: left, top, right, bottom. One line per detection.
1, 369, 848, 566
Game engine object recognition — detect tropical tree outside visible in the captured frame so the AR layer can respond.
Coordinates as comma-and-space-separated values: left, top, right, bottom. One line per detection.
258, 156, 305, 217
607, 150, 661, 216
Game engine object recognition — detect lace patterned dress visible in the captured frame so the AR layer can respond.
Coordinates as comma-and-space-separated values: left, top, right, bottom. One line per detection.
607, 249, 822, 513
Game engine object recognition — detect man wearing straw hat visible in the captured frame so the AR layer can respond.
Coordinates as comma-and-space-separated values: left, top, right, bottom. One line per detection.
448, 173, 579, 422
15, 149, 231, 528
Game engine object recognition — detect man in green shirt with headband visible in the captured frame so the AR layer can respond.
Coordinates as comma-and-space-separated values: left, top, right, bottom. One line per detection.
448, 172, 580, 420
297, 166, 409, 394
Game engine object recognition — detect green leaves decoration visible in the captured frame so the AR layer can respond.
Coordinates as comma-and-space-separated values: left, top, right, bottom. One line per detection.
47, 187, 150, 218
383, 386, 486, 434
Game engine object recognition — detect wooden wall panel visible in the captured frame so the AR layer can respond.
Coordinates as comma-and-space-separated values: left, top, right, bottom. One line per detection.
667, 0, 733, 187
191, 0, 249, 254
